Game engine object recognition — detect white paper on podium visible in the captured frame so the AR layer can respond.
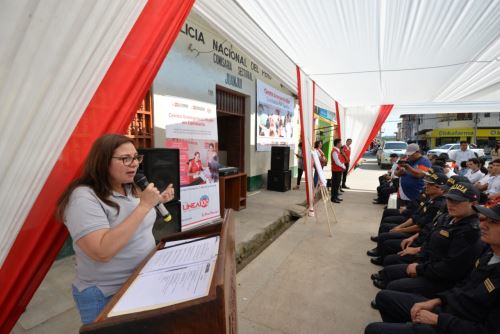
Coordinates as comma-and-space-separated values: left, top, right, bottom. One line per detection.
163, 237, 203, 248
109, 259, 216, 317
108, 236, 220, 317
140, 236, 219, 274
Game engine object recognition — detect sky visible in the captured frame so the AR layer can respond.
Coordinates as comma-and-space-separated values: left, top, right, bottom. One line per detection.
381, 110, 402, 137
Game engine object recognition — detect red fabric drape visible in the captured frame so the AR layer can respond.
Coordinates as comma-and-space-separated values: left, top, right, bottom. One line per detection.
312, 81, 316, 143
0, 1, 194, 331
335, 101, 341, 139
349, 105, 393, 172
296, 66, 312, 208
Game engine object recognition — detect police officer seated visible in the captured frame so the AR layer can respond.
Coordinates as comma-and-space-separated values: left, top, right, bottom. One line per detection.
368, 173, 448, 265
365, 204, 500, 334
371, 190, 428, 242
371, 183, 483, 297
374, 153, 400, 204
370, 173, 449, 266
370, 168, 444, 242
380, 176, 469, 267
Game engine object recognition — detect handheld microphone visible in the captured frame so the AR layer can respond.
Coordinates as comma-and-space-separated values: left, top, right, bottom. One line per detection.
134, 173, 172, 223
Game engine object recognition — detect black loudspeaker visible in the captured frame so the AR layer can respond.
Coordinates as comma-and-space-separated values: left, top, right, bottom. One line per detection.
271, 146, 290, 171
152, 200, 181, 243
138, 148, 180, 202
267, 170, 291, 192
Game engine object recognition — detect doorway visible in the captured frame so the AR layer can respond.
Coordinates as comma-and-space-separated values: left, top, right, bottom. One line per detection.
216, 87, 245, 172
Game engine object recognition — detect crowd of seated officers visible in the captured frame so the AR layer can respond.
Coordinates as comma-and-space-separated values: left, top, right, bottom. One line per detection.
364, 160, 500, 334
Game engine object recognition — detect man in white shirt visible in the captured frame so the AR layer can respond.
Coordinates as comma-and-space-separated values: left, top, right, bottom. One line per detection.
464, 158, 484, 184
475, 164, 492, 189
449, 141, 476, 169
477, 159, 500, 199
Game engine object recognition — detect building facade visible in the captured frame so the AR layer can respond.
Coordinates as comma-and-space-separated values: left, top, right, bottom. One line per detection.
400, 113, 500, 149
130, 12, 309, 192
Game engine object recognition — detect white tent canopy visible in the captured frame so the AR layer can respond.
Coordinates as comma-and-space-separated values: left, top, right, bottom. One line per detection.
195, 0, 500, 178
2, 1, 500, 329
197, 0, 500, 108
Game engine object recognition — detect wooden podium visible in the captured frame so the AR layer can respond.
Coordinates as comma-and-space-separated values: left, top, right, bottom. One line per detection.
80, 211, 237, 334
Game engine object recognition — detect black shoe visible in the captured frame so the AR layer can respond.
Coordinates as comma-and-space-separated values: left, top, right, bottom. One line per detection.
371, 272, 381, 281
331, 199, 341, 203
336, 197, 343, 201
372, 278, 386, 289
370, 299, 379, 310
367, 248, 380, 257
342, 186, 350, 189
370, 257, 384, 266
339, 189, 345, 193
370, 236, 378, 242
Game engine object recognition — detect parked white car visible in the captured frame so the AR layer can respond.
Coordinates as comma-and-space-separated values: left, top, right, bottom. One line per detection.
376, 141, 408, 169
427, 143, 485, 160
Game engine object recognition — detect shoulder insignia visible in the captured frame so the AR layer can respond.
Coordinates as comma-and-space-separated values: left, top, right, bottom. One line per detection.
439, 230, 450, 238
484, 278, 495, 293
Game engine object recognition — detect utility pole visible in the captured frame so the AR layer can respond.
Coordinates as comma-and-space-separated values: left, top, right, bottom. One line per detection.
473, 113, 479, 145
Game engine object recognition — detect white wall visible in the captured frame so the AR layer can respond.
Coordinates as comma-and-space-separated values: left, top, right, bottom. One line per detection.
152, 12, 298, 178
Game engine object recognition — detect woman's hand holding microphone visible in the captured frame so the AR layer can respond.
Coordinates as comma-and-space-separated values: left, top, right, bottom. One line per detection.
139, 183, 162, 211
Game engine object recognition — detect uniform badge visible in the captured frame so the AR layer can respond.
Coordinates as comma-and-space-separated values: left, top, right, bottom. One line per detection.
423, 207, 427, 213
439, 230, 449, 238
484, 278, 495, 293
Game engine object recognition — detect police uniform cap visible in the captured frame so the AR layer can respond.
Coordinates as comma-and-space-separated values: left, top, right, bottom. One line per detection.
473, 204, 500, 222
444, 182, 480, 202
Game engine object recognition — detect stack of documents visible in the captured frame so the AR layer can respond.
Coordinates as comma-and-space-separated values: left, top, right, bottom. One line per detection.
109, 236, 220, 317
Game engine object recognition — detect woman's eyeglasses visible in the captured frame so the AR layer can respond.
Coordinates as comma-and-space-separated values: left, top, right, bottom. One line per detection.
112, 154, 144, 166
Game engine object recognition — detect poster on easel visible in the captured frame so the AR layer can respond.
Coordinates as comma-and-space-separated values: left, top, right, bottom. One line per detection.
155, 95, 221, 230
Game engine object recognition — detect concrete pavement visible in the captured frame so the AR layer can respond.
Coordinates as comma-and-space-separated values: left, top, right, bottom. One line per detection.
237, 157, 384, 334
13, 156, 385, 333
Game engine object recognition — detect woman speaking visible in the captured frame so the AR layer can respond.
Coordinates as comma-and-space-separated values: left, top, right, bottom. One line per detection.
57, 134, 174, 324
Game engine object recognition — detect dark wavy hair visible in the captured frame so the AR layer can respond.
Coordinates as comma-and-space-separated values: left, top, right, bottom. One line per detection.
56, 134, 137, 221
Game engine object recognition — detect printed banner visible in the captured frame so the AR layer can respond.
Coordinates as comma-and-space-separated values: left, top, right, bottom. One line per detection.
256, 80, 296, 151
156, 95, 220, 230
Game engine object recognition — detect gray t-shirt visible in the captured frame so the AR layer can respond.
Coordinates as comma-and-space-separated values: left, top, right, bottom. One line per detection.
64, 185, 156, 296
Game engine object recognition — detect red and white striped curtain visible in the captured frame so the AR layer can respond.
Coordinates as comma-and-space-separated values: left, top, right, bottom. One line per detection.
296, 66, 315, 210
0, 1, 195, 331
338, 105, 393, 172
